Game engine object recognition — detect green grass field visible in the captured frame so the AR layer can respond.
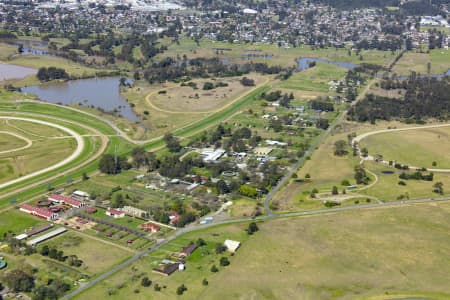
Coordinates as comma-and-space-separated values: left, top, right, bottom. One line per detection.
0, 209, 46, 237
360, 161, 450, 201
0, 132, 27, 152
393, 49, 450, 75
0, 118, 78, 184
279, 62, 348, 92
75, 201, 450, 300
361, 126, 450, 169
157, 38, 397, 68
41, 231, 132, 276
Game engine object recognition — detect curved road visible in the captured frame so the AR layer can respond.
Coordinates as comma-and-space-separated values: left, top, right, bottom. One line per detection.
0, 130, 33, 155
0, 116, 84, 190
0, 112, 108, 201
353, 122, 450, 172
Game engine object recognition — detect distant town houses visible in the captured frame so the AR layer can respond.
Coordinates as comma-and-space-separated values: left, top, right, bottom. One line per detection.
1, 1, 447, 52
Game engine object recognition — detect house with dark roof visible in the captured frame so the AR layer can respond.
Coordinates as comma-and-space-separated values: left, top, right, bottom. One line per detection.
152, 262, 182, 276
179, 243, 197, 258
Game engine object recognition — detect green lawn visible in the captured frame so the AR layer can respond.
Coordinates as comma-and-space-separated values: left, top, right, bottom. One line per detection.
360, 126, 450, 169
280, 62, 347, 92
75, 202, 450, 300
0, 209, 46, 237
40, 231, 132, 276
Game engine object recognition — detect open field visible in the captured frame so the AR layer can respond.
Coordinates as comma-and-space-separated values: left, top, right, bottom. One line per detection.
393, 49, 450, 75
149, 75, 265, 113
273, 120, 450, 211
359, 161, 450, 201
0, 132, 28, 152
156, 38, 398, 68
200, 202, 450, 300
361, 126, 450, 169
41, 231, 132, 276
124, 78, 270, 139
0, 42, 18, 60
0, 209, 46, 237
74, 222, 251, 300
279, 62, 347, 92
75, 201, 450, 300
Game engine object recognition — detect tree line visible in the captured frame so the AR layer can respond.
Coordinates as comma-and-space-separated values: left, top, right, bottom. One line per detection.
348, 76, 450, 123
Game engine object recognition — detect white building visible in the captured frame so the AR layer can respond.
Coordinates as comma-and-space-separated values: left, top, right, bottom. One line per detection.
224, 239, 241, 253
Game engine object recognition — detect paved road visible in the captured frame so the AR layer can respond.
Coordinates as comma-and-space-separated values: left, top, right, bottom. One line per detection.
263, 77, 378, 215
0, 116, 84, 190
63, 195, 450, 299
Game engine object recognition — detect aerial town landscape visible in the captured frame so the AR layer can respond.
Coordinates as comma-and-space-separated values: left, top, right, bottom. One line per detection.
0, 0, 449, 299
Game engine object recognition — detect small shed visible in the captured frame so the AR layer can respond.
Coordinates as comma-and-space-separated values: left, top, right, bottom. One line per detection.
224, 239, 241, 253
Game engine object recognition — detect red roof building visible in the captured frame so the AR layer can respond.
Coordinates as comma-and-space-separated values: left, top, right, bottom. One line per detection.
48, 194, 84, 208
19, 204, 58, 221
140, 222, 161, 233
169, 211, 180, 225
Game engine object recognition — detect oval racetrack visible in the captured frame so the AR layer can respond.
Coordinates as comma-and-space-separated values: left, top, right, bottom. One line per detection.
0, 116, 84, 190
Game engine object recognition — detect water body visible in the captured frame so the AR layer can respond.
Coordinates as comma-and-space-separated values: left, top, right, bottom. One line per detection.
15, 40, 50, 56
21, 77, 139, 121
0, 63, 36, 81
1, 39, 50, 56
297, 57, 358, 71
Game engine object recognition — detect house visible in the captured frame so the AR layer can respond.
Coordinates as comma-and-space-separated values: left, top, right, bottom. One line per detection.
48, 194, 84, 208
72, 190, 89, 200
200, 148, 226, 162
265, 140, 287, 146
253, 147, 273, 156
106, 208, 125, 218
179, 243, 197, 258
224, 239, 241, 253
169, 211, 180, 225
140, 222, 161, 233
152, 262, 182, 276
19, 204, 58, 221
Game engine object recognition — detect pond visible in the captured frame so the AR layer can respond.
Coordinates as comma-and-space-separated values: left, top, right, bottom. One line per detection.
297, 57, 358, 71
0, 63, 36, 81
8, 39, 50, 56
21, 77, 139, 122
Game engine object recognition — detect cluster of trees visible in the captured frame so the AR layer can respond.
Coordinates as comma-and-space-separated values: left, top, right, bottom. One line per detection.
349, 76, 450, 123
163, 133, 182, 153
355, 37, 403, 51
99, 154, 131, 174
1, 268, 70, 299
36, 67, 69, 81
240, 77, 255, 86
334, 140, 348, 156
247, 222, 259, 235
261, 90, 294, 107
143, 57, 289, 84
203, 81, 228, 90
354, 166, 370, 185
310, 99, 334, 111
399, 171, 434, 181
130, 147, 158, 170
40, 245, 83, 267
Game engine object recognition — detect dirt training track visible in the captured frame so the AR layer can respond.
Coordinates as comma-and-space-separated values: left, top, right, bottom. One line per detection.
0, 116, 84, 190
